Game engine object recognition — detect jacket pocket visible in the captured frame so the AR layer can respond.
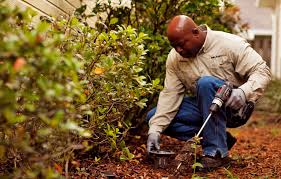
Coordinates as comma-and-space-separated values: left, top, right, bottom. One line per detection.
209, 55, 230, 68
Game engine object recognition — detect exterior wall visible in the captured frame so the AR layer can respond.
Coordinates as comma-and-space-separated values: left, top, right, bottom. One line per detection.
272, 0, 281, 78
6, 0, 96, 26
249, 36, 272, 66
258, 0, 281, 78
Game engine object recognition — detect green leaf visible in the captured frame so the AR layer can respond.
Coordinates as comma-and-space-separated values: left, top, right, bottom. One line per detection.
192, 162, 203, 169
110, 32, 117, 41
71, 17, 79, 26
39, 114, 50, 124
37, 128, 53, 136
3, 109, 26, 124
98, 32, 109, 41
24, 103, 35, 112
109, 18, 119, 25
105, 57, 114, 67
80, 130, 92, 137
98, 107, 107, 114
37, 77, 48, 90
134, 76, 147, 85
127, 152, 135, 160
83, 110, 93, 116
133, 66, 143, 73
50, 110, 64, 127
138, 32, 149, 40
24, 7, 37, 19
119, 154, 127, 161
63, 121, 82, 131
135, 98, 148, 108
119, 140, 126, 149
36, 21, 50, 33
152, 78, 160, 87
13, 115, 26, 124
191, 174, 203, 179
120, 147, 135, 161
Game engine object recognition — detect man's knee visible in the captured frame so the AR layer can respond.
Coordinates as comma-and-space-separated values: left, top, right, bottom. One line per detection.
197, 76, 223, 90
145, 107, 157, 124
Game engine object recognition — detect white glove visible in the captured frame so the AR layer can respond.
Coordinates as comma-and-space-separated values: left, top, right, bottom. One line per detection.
147, 132, 160, 153
225, 88, 246, 110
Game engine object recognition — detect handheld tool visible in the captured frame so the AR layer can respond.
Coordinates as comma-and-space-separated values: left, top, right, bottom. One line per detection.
196, 81, 233, 137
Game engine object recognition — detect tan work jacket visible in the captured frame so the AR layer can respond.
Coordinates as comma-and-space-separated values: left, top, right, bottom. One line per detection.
148, 26, 271, 135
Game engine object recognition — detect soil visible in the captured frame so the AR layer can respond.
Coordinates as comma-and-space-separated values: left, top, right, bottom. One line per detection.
72, 111, 281, 178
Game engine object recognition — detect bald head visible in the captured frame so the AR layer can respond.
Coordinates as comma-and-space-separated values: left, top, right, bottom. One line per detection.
167, 15, 198, 42
166, 15, 206, 58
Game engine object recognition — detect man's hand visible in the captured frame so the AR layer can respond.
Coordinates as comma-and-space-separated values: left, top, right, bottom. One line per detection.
225, 88, 246, 110
147, 132, 160, 153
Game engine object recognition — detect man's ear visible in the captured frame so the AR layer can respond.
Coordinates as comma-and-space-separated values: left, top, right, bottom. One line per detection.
192, 28, 199, 36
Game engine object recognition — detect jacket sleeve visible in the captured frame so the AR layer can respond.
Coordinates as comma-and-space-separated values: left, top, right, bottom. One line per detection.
231, 40, 272, 102
148, 51, 185, 134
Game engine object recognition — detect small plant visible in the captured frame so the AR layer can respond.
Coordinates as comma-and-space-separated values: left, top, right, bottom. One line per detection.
119, 141, 135, 161
224, 167, 238, 179
191, 136, 204, 179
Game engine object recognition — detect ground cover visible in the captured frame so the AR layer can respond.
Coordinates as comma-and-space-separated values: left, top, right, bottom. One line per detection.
71, 111, 281, 178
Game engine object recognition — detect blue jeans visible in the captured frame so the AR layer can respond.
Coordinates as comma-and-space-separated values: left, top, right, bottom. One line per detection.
146, 76, 229, 157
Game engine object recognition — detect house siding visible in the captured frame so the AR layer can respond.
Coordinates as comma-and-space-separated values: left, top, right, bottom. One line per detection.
250, 36, 272, 66
6, 0, 96, 25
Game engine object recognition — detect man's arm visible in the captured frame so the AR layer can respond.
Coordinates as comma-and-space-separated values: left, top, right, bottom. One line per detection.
231, 40, 271, 102
148, 50, 185, 135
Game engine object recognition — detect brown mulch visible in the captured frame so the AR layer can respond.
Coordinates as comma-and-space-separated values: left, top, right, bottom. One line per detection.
72, 111, 281, 178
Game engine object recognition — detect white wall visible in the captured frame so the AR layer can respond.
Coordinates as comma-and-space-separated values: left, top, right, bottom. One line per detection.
270, 0, 281, 78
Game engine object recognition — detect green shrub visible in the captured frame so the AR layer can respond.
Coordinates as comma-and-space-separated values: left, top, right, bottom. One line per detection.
55, 18, 159, 154
0, 4, 90, 177
84, 0, 248, 108
0, 3, 158, 177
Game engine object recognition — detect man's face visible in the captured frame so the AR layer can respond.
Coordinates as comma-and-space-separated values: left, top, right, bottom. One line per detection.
170, 32, 201, 58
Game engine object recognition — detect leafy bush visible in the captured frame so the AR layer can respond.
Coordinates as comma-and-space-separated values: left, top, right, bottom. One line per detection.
0, 4, 95, 177
83, 0, 248, 107
0, 3, 158, 177
54, 18, 158, 155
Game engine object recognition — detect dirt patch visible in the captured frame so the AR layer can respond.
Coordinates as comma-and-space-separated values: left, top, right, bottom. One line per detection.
71, 111, 281, 178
